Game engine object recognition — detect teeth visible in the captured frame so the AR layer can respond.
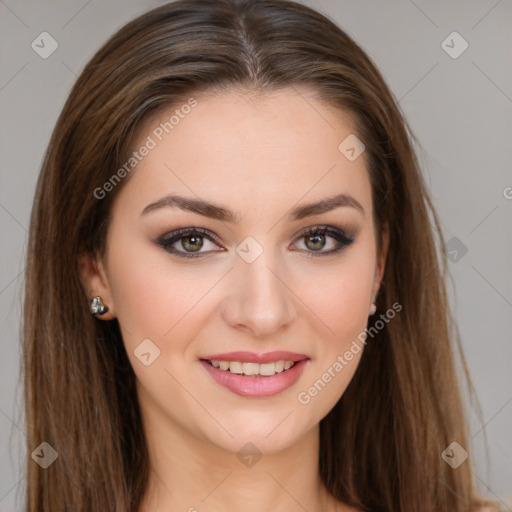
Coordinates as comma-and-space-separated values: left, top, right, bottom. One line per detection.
243, 362, 259, 375
259, 362, 276, 376
209, 359, 296, 376
229, 361, 243, 374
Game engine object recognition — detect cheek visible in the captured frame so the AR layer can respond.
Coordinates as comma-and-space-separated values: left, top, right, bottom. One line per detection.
300, 256, 375, 348
314, 277, 368, 339
105, 228, 209, 348
294, 262, 373, 417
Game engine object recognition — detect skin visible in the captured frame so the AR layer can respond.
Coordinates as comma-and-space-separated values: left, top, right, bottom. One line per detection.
80, 87, 389, 512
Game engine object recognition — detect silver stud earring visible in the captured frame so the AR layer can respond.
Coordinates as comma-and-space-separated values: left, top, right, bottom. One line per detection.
90, 296, 108, 316
369, 303, 377, 316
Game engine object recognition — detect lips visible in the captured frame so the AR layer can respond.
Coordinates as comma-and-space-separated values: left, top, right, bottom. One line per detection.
199, 351, 310, 398
200, 351, 309, 364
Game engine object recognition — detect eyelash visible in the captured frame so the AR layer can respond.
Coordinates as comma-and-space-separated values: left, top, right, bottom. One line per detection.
156, 225, 355, 259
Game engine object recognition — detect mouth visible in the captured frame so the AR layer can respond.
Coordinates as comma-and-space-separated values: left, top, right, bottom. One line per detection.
201, 359, 298, 377
199, 351, 310, 398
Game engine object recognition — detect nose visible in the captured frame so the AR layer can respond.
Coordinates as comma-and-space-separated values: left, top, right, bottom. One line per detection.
220, 253, 297, 338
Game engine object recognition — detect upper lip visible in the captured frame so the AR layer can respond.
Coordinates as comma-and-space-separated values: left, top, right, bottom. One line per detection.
200, 351, 309, 364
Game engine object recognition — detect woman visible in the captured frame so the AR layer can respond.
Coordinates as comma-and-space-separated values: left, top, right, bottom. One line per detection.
23, 0, 498, 510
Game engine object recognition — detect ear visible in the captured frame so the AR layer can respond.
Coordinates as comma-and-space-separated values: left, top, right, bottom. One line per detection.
78, 252, 116, 320
372, 221, 389, 303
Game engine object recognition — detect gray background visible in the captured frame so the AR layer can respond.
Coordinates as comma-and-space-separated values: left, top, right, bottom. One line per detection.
0, 0, 511, 510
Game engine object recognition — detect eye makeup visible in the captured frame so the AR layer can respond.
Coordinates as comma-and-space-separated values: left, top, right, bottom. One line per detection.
155, 224, 355, 259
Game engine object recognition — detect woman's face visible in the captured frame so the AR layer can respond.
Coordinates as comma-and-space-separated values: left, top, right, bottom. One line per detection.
88, 87, 387, 454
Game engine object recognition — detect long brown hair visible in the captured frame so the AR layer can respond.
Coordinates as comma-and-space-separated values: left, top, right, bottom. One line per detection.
23, 0, 491, 510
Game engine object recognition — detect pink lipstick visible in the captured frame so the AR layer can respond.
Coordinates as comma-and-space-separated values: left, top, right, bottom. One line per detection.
199, 351, 309, 398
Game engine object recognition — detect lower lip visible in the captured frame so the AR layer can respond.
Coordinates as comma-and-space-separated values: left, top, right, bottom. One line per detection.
200, 359, 309, 398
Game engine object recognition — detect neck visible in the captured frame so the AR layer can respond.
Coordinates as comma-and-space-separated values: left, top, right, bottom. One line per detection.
137, 398, 341, 511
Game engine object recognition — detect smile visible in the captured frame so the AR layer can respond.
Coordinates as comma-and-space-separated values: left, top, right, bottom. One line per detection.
199, 352, 309, 398
207, 359, 296, 377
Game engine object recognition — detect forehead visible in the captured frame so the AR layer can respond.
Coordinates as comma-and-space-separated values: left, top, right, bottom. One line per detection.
115, 87, 372, 220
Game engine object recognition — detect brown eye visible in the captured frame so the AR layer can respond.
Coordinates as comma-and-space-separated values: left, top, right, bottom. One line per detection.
157, 227, 225, 258
181, 235, 203, 252
304, 234, 326, 251
291, 225, 355, 257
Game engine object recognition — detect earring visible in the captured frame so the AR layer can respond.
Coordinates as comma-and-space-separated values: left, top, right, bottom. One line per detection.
90, 296, 108, 316
369, 303, 377, 316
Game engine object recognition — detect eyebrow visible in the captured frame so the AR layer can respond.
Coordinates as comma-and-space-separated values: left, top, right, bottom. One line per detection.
140, 193, 365, 222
